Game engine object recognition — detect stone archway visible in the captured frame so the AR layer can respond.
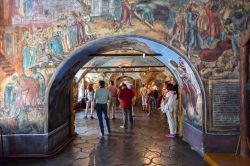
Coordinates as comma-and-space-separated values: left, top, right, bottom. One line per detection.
47, 35, 206, 155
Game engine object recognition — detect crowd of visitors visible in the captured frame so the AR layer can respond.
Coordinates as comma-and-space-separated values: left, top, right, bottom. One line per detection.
80, 79, 179, 139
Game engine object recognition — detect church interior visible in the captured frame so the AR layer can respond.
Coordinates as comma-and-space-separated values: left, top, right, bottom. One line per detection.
0, 0, 250, 165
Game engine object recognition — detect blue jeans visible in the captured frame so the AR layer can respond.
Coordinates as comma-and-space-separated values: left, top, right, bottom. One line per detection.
122, 108, 133, 127
96, 103, 111, 135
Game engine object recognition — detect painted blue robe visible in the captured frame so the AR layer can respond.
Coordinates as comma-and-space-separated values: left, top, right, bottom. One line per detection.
48, 35, 64, 56
4, 83, 16, 108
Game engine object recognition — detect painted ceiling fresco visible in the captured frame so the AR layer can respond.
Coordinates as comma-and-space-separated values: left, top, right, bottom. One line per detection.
0, 0, 249, 134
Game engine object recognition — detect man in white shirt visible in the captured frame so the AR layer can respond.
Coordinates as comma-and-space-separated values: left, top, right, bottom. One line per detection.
94, 80, 111, 137
107, 80, 118, 120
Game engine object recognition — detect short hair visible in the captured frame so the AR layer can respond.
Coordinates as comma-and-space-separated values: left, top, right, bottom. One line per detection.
109, 80, 114, 85
142, 84, 145, 87
99, 80, 105, 88
122, 83, 127, 87
167, 84, 173, 91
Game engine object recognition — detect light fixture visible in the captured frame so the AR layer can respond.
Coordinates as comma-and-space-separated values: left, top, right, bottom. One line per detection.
143, 53, 145, 58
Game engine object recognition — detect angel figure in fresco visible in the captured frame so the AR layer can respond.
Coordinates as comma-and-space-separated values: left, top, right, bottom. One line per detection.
176, 58, 199, 119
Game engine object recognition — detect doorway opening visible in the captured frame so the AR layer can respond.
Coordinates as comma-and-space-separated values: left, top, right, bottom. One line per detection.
47, 35, 206, 154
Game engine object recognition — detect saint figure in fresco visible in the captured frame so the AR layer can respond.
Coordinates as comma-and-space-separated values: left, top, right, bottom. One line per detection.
171, 10, 186, 46
113, 0, 123, 30
135, 4, 154, 24
83, 15, 96, 39
67, 18, 78, 50
204, 0, 222, 46
166, 4, 176, 35
184, 8, 203, 53
20, 74, 39, 108
75, 14, 87, 45
19, 0, 38, 16
48, 32, 64, 56
30, 68, 46, 104
120, 0, 132, 28
4, 74, 19, 108
229, 5, 248, 57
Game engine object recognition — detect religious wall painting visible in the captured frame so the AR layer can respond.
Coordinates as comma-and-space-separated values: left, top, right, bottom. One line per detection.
0, 71, 47, 134
13, 35, 18, 56
0, 0, 249, 135
170, 57, 202, 129
4, 33, 11, 55
11, 0, 52, 26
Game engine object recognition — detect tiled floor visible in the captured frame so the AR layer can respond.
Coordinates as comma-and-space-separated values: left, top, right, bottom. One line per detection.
0, 108, 208, 166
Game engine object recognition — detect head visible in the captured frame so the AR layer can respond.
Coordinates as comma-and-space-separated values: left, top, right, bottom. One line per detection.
99, 80, 105, 88
122, 83, 127, 89
88, 84, 93, 91
11, 73, 18, 81
31, 67, 37, 73
142, 84, 145, 87
153, 85, 157, 90
171, 79, 176, 85
167, 84, 173, 91
109, 80, 114, 86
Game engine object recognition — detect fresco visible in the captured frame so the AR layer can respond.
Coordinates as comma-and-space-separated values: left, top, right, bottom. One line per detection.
170, 57, 203, 128
0, 71, 47, 134
0, 0, 249, 134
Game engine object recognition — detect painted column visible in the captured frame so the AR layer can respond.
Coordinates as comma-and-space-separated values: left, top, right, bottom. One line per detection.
239, 29, 250, 157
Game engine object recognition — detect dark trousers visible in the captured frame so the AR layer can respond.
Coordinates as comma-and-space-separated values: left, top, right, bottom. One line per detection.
122, 108, 133, 127
96, 103, 111, 135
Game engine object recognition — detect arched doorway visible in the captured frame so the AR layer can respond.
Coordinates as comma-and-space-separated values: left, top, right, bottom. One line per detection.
47, 35, 206, 155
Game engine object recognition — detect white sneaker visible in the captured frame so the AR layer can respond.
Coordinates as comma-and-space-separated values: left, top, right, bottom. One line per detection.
120, 125, 126, 129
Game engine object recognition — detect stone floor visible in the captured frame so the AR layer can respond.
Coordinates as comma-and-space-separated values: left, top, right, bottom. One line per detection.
0, 108, 208, 166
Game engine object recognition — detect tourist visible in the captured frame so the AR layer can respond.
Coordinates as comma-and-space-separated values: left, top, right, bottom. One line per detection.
84, 84, 95, 119
94, 80, 111, 137
139, 84, 147, 111
119, 83, 135, 128
163, 84, 177, 138
107, 80, 118, 120
128, 84, 136, 116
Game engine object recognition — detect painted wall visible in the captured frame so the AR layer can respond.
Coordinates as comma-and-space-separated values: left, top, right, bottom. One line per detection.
0, 0, 248, 135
